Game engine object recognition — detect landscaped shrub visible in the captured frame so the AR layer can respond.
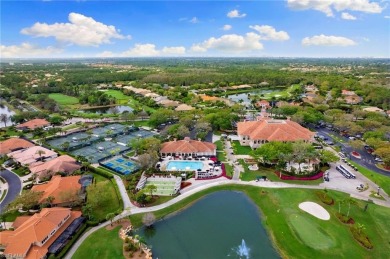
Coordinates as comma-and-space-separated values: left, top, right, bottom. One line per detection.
350, 226, 373, 249
336, 212, 355, 224
315, 191, 334, 205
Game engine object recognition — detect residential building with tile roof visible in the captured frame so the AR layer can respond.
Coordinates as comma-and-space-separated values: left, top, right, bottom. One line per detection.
29, 155, 81, 180
0, 208, 82, 259
31, 175, 82, 207
237, 118, 315, 149
160, 137, 216, 157
7, 146, 57, 166
16, 119, 50, 130
0, 138, 34, 155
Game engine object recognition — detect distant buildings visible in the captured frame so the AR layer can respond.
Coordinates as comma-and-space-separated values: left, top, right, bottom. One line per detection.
341, 90, 362, 105
16, 119, 50, 130
237, 118, 315, 149
255, 100, 271, 109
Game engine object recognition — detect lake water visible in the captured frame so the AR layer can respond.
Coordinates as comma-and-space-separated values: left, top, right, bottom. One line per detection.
227, 88, 283, 105
80, 105, 134, 114
136, 191, 279, 259
0, 104, 15, 128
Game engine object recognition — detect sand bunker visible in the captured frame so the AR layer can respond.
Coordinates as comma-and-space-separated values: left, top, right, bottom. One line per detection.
299, 202, 330, 220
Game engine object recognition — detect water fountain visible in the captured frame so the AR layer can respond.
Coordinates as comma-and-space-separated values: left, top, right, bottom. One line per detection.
235, 239, 250, 258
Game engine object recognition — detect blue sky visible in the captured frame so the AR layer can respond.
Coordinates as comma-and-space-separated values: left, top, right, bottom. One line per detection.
1, 0, 389, 58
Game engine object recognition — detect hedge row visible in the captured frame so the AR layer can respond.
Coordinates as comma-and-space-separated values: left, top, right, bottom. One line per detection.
88, 165, 114, 179
274, 171, 324, 180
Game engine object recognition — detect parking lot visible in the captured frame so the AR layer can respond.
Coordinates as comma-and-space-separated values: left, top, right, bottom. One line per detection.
320, 160, 381, 198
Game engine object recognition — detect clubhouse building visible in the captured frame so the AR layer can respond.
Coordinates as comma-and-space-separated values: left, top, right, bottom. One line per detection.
237, 118, 315, 149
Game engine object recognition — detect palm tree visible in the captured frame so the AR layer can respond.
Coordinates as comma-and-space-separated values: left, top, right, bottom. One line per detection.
346, 197, 357, 217
146, 184, 157, 197
0, 114, 8, 127
35, 149, 46, 161
356, 223, 365, 234
106, 212, 115, 226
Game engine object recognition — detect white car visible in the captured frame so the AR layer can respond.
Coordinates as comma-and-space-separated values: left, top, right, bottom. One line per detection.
375, 157, 383, 162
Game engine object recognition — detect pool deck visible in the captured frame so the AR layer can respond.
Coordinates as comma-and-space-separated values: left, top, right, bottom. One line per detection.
159, 158, 223, 179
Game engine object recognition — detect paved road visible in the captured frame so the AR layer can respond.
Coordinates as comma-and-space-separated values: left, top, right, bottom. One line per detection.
0, 169, 22, 212
315, 127, 390, 177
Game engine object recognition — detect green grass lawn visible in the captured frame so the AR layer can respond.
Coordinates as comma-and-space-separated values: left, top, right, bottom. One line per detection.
231, 140, 252, 155
214, 140, 226, 161
348, 160, 390, 196
104, 90, 156, 113
73, 226, 124, 259
223, 162, 233, 177
129, 185, 390, 259
48, 93, 79, 105
87, 175, 122, 221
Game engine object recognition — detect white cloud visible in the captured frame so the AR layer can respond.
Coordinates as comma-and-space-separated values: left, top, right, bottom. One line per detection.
122, 44, 160, 56
227, 9, 247, 18
189, 17, 199, 24
161, 46, 186, 55
249, 25, 290, 41
302, 34, 357, 46
0, 43, 62, 58
97, 44, 186, 57
341, 12, 357, 20
287, 0, 384, 17
191, 33, 263, 53
222, 24, 232, 31
385, 15, 390, 19
21, 12, 130, 46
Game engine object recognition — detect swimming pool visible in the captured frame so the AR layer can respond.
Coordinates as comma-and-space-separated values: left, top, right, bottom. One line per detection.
166, 160, 204, 171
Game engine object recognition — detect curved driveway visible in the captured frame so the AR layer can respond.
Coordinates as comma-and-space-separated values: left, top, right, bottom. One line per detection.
0, 169, 22, 212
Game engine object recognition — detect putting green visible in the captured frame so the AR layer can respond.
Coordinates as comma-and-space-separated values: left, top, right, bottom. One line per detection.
289, 214, 335, 250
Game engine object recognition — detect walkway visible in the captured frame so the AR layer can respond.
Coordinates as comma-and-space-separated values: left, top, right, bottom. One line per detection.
64, 178, 390, 259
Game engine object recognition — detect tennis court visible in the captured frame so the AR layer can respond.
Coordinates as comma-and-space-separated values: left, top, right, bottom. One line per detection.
144, 177, 182, 196
47, 123, 156, 163
101, 157, 139, 175
70, 141, 129, 163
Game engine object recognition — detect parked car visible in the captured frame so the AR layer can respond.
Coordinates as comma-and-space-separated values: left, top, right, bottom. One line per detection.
375, 157, 383, 162
325, 140, 334, 145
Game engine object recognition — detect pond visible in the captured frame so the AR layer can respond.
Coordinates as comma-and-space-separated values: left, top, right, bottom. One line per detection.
136, 191, 279, 259
0, 104, 16, 128
227, 88, 285, 106
80, 105, 134, 114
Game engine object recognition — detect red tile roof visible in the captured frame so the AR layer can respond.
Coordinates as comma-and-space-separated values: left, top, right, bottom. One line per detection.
29, 155, 80, 179
161, 137, 216, 154
32, 175, 82, 205
0, 208, 81, 259
237, 119, 314, 142
0, 138, 34, 155
16, 119, 50, 130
